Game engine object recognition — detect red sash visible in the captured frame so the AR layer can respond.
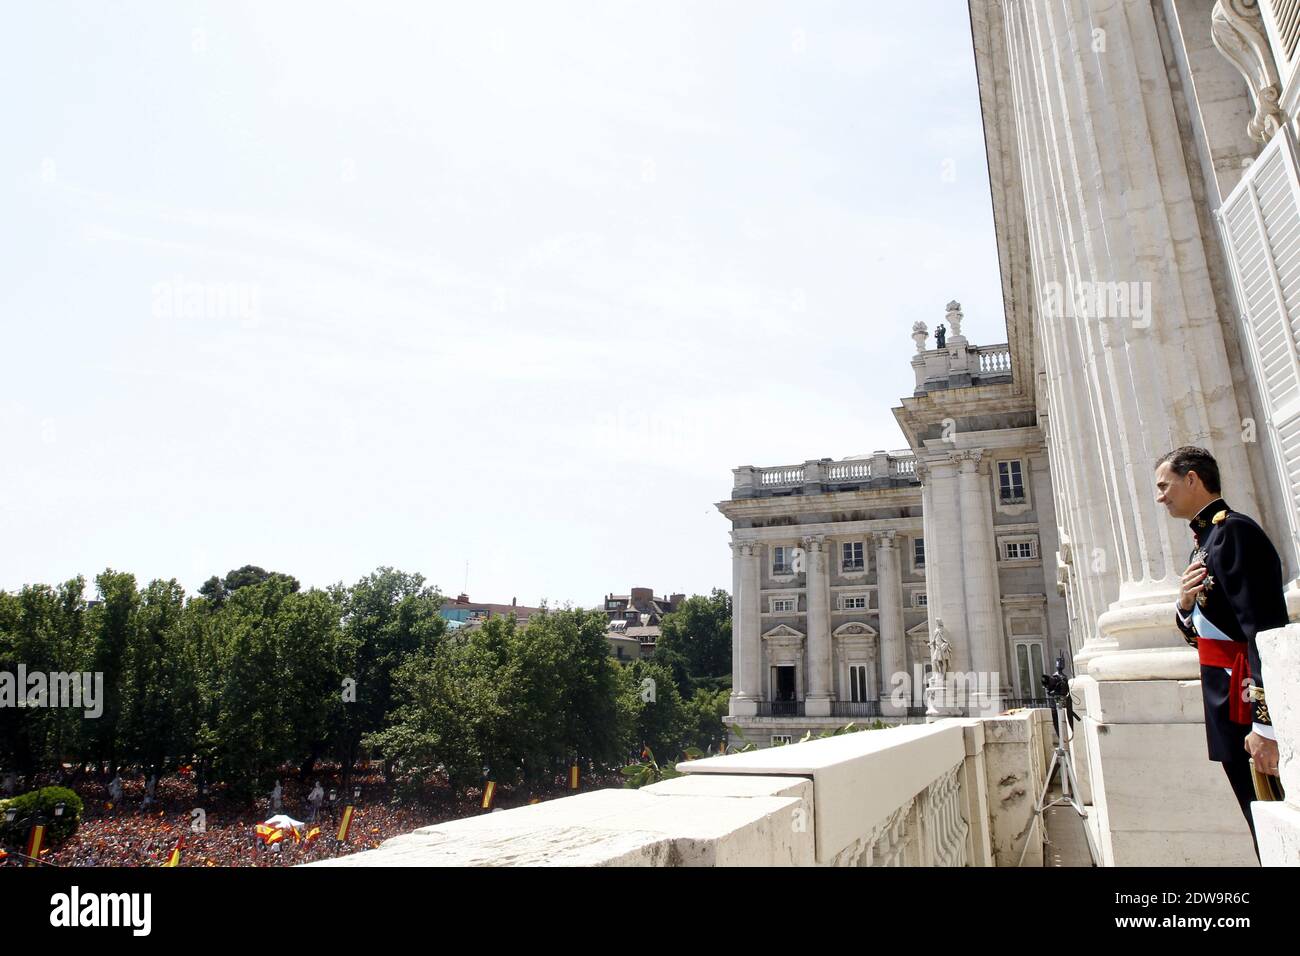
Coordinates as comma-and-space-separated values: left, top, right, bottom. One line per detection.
1197, 639, 1252, 724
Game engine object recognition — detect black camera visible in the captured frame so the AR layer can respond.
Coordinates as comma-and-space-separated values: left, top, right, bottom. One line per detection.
1040, 652, 1071, 700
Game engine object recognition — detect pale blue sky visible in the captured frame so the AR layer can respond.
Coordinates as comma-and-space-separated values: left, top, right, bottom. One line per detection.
1, 0, 1004, 607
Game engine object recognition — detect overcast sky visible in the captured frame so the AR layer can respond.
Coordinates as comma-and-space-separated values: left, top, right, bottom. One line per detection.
1, 0, 1005, 607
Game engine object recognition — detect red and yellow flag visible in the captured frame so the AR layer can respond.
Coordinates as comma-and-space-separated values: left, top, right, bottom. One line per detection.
568, 763, 580, 790
254, 823, 275, 843
265, 828, 285, 846
162, 848, 181, 867
337, 805, 354, 843
481, 780, 496, 810
291, 826, 302, 844
25, 825, 45, 867
305, 825, 321, 843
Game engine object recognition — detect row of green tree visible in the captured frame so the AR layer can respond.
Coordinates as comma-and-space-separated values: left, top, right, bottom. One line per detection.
0, 567, 732, 799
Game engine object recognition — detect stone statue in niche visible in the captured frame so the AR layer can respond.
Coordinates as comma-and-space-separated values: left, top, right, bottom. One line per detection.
935, 323, 947, 349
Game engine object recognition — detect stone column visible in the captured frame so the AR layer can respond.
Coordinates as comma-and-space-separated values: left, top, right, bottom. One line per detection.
1000, 0, 1260, 679
920, 455, 968, 675
982, 0, 1266, 864
876, 530, 907, 717
729, 539, 744, 714
803, 534, 832, 716
731, 540, 761, 716
957, 450, 1004, 711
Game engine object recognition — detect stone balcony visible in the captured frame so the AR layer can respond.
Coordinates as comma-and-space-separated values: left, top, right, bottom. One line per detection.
304, 710, 1055, 867
732, 450, 919, 499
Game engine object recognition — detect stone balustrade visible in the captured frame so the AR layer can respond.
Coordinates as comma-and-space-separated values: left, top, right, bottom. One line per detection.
304, 710, 1054, 867
976, 344, 1012, 374
734, 451, 918, 498
910, 339, 1014, 393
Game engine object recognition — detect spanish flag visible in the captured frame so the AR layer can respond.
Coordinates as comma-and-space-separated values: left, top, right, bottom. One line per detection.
25, 825, 45, 867
254, 823, 276, 843
568, 763, 580, 790
337, 805, 354, 843
265, 828, 285, 846
305, 825, 321, 843
481, 780, 496, 810
291, 826, 302, 844
162, 847, 181, 867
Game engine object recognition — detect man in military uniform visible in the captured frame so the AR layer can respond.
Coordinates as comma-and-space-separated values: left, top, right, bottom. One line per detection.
1154, 446, 1284, 859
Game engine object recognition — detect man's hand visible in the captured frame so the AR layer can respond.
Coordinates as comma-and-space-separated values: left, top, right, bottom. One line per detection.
1245, 732, 1280, 776
1179, 559, 1208, 612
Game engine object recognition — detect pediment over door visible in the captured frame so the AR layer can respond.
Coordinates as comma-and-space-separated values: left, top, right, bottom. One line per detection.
762, 624, 805, 642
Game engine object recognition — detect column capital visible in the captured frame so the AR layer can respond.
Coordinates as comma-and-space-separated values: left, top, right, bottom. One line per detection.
955, 449, 985, 473
802, 534, 827, 552
876, 529, 898, 547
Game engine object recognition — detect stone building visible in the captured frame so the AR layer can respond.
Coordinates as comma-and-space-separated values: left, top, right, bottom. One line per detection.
718, 303, 1070, 747
600, 587, 685, 659
438, 594, 543, 631
601, 587, 685, 628
964, 0, 1300, 865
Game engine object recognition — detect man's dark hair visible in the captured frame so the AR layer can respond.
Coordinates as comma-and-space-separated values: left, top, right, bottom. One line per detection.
1155, 445, 1221, 494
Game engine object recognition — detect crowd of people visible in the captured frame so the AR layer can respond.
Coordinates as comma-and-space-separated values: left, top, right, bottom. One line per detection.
3, 764, 627, 867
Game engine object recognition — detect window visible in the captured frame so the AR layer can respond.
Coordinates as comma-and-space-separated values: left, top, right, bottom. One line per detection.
770, 597, 795, 613
771, 735, 793, 746
998, 460, 1026, 503
1015, 641, 1047, 699
841, 541, 864, 571
914, 591, 928, 607
913, 537, 925, 569
849, 664, 870, 703
1002, 538, 1038, 560
839, 594, 867, 610
606, 600, 619, 610
772, 545, 791, 574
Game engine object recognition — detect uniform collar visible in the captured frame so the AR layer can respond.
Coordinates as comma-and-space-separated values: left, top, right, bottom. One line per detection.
1190, 497, 1228, 533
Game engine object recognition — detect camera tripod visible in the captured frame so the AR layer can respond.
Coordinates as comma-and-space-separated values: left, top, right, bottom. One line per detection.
1016, 693, 1100, 867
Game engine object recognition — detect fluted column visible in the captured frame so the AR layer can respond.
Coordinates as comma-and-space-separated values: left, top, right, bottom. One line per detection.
731, 540, 761, 716
729, 539, 744, 714
804, 534, 832, 716
920, 455, 969, 673
1000, 0, 1263, 679
876, 530, 907, 717
957, 451, 1005, 709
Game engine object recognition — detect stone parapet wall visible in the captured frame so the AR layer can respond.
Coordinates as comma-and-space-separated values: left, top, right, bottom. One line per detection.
306, 711, 1051, 867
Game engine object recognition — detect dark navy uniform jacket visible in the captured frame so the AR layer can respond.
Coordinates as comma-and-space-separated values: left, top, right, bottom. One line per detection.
1173, 498, 1285, 762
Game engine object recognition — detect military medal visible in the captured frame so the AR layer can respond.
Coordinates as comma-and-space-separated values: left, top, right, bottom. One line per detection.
1191, 546, 1212, 607
1197, 573, 1215, 606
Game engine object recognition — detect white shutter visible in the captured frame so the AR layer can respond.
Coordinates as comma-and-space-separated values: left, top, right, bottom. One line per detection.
1218, 127, 1300, 559
1265, 1, 1300, 80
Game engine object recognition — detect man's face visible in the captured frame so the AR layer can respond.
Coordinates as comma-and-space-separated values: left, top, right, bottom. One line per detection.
1154, 461, 1197, 519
